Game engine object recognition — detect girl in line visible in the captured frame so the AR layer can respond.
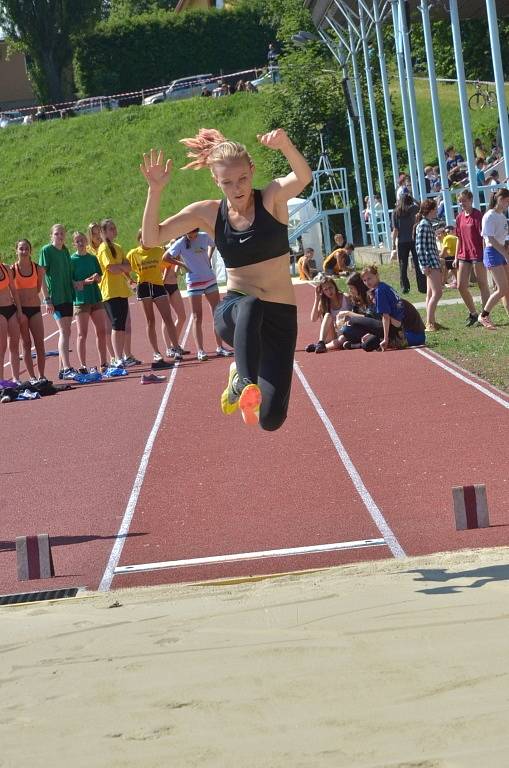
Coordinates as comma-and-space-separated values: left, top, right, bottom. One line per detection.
415, 199, 443, 332
127, 230, 182, 365
479, 188, 509, 329
455, 190, 490, 326
88, 221, 116, 364
161, 251, 187, 358
12, 239, 46, 381
0, 261, 21, 383
96, 219, 139, 368
305, 275, 350, 353
39, 224, 77, 379
140, 128, 312, 429
164, 228, 231, 361
70, 231, 108, 372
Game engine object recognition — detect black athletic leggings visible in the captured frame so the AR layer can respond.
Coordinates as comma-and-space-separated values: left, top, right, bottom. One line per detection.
214, 291, 297, 431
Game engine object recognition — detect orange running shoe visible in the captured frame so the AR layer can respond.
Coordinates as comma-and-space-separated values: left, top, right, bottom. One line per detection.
238, 383, 262, 426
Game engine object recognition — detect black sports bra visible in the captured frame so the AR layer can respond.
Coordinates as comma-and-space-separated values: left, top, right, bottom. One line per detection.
214, 189, 289, 269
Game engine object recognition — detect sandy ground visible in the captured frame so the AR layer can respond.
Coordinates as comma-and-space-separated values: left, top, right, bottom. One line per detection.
2, 548, 509, 768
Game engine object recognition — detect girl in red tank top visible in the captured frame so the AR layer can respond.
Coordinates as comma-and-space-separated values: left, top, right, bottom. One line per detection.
14, 239, 46, 381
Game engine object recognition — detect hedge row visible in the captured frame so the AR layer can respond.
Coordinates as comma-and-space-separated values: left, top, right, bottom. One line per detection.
73, 7, 275, 96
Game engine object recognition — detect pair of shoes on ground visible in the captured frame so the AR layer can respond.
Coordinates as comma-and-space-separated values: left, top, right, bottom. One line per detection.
196, 347, 234, 362
305, 340, 327, 354
221, 361, 261, 426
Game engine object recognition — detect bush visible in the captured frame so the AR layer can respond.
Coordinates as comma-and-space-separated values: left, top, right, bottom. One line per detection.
73, 7, 274, 96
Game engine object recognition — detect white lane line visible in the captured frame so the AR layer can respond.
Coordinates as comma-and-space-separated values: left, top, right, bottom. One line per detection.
293, 361, 406, 559
415, 348, 509, 410
114, 538, 388, 575
98, 317, 193, 592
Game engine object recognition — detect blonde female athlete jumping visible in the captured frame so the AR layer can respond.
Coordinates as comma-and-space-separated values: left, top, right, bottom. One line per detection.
141, 128, 312, 429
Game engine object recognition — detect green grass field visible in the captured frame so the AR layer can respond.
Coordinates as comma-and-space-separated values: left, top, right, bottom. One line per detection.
0, 92, 270, 261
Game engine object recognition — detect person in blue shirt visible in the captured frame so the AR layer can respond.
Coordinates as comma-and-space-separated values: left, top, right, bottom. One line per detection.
337, 265, 425, 352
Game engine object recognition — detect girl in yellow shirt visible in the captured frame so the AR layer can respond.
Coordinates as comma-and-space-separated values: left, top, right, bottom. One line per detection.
96, 219, 140, 368
127, 230, 181, 365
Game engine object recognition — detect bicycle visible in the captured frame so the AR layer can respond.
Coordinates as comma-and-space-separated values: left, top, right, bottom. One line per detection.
468, 81, 497, 111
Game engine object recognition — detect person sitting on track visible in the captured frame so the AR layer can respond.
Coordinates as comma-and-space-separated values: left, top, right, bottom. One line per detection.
39, 224, 77, 379
140, 127, 312, 429
305, 274, 351, 353
335, 272, 381, 350
347, 265, 425, 352
12, 239, 46, 381
0, 259, 22, 383
127, 229, 182, 366
70, 231, 108, 374
161, 244, 187, 359
163, 228, 230, 362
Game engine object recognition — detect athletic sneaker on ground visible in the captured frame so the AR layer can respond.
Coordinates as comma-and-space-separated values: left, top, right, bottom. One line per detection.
141, 373, 167, 384
466, 313, 479, 327
123, 355, 142, 367
216, 347, 234, 357
153, 353, 163, 362
315, 340, 327, 353
151, 359, 174, 370
59, 367, 78, 380
197, 350, 208, 361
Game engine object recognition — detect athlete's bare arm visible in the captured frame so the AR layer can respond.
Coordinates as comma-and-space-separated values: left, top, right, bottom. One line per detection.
259, 130, 312, 224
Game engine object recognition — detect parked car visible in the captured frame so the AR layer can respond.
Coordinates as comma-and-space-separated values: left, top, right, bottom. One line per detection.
0, 110, 24, 128
142, 74, 213, 105
74, 96, 119, 114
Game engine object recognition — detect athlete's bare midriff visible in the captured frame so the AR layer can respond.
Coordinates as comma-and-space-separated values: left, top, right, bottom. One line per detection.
226, 254, 295, 305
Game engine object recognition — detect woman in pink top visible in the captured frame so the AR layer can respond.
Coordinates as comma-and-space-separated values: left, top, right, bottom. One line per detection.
455, 190, 490, 326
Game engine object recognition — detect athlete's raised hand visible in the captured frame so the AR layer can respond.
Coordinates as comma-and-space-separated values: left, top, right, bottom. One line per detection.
257, 129, 292, 152
140, 148, 173, 191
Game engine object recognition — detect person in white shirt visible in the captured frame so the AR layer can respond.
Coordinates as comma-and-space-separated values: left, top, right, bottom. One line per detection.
479, 188, 509, 329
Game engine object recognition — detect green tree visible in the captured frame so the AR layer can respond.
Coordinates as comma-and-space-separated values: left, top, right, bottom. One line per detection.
107, 0, 178, 17
0, 0, 103, 103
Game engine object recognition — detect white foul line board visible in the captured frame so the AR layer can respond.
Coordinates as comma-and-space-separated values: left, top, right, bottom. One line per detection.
114, 537, 388, 575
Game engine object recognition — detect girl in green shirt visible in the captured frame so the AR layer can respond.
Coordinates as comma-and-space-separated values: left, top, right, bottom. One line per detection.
71, 232, 108, 373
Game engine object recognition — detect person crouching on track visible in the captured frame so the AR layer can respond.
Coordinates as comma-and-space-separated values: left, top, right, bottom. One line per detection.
70, 232, 108, 374
140, 128, 312, 429
355, 265, 425, 351
12, 239, 46, 381
127, 229, 182, 366
305, 274, 351, 353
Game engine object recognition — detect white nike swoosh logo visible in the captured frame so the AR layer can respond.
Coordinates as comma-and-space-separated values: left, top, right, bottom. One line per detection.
239, 236, 252, 243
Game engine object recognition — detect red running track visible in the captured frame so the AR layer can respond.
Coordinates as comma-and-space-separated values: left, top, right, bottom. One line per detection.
1, 286, 508, 596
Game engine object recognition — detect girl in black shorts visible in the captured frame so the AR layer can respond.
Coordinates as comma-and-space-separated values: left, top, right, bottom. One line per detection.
140, 129, 312, 430
12, 239, 46, 381
0, 262, 21, 383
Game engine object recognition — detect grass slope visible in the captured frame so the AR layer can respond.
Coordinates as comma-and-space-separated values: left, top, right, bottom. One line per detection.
0, 93, 270, 260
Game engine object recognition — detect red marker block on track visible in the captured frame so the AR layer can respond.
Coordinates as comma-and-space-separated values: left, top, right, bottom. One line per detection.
452, 485, 489, 530
16, 534, 55, 581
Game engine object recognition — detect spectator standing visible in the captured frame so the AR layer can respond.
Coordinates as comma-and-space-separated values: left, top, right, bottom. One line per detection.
396, 173, 411, 202
455, 190, 490, 326
479, 189, 509, 329
267, 43, 280, 84
415, 199, 443, 332
391, 193, 426, 294
13, 239, 46, 381
70, 231, 108, 373
166, 229, 231, 361
0, 262, 22, 383
39, 224, 77, 379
